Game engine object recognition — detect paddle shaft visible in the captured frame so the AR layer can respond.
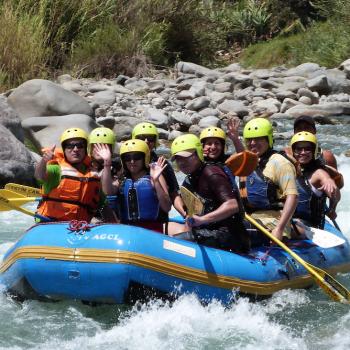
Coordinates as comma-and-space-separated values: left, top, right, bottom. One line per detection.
245, 213, 350, 303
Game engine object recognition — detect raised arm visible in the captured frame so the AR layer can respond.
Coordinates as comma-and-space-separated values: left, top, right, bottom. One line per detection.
34, 145, 56, 181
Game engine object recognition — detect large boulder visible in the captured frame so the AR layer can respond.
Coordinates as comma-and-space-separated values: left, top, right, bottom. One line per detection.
7, 79, 93, 120
0, 124, 35, 187
286, 102, 350, 117
0, 95, 24, 142
21, 114, 98, 150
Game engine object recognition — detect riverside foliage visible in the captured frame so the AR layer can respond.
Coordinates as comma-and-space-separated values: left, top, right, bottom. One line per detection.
0, 0, 349, 91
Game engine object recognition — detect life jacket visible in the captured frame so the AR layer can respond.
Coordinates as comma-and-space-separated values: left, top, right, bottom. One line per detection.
294, 175, 326, 229
37, 149, 100, 222
239, 150, 296, 212
120, 175, 160, 223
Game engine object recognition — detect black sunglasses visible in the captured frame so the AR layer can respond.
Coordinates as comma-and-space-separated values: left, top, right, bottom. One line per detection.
123, 153, 144, 162
64, 142, 85, 150
135, 135, 157, 143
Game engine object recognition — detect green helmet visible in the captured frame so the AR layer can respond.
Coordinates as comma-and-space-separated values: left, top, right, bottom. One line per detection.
171, 134, 204, 162
88, 127, 115, 145
132, 122, 159, 144
243, 117, 274, 148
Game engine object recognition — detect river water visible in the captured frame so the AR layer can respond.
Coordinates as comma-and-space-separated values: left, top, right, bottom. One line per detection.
1, 119, 350, 350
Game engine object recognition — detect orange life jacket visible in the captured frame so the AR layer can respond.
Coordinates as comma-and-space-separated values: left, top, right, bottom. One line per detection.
37, 150, 101, 222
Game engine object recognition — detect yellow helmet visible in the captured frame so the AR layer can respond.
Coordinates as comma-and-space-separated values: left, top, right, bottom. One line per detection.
132, 122, 159, 145
243, 118, 273, 148
291, 131, 318, 158
88, 127, 115, 145
119, 139, 150, 167
60, 127, 88, 147
171, 134, 204, 162
199, 126, 226, 142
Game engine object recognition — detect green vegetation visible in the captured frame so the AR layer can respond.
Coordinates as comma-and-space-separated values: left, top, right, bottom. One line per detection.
0, 0, 349, 91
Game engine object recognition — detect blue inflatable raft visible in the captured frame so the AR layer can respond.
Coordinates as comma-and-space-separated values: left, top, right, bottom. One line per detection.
1, 221, 350, 304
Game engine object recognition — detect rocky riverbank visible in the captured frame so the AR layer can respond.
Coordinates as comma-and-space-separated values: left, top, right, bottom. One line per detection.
1, 59, 350, 186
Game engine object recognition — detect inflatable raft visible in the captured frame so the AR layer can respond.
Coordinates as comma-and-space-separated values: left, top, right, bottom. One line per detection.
1, 221, 350, 304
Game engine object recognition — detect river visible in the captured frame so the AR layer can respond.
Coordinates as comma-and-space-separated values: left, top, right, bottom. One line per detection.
1, 118, 350, 350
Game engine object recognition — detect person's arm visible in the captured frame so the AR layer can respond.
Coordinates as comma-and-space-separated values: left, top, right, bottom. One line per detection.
173, 194, 187, 217
311, 169, 341, 219
94, 143, 118, 195
227, 116, 245, 153
189, 198, 238, 227
34, 145, 56, 181
150, 157, 171, 213
322, 150, 338, 169
271, 194, 298, 240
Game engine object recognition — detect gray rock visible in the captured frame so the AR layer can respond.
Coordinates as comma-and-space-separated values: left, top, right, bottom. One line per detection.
222, 73, 253, 88
214, 82, 233, 93
7, 79, 93, 120
0, 95, 24, 142
61, 81, 86, 93
252, 98, 281, 115
113, 116, 140, 141
339, 58, 350, 79
188, 124, 201, 135
325, 69, 350, 94
198, 108, 220, 117
95, 116, 115, 129
276, 90, 297, 101
21, 114, 97, 149
88, 84, 110, 92
280, 98, 302, 113
177, 90, 197, 100
286, 102, 350, 117
0, 124, 35, 187
208, 91, 231, 104
124, 79, 148, 91
169, 111, 192, 128
283, 63, 324, 78
306, 75, 330, 95
157, 128, 169, 140
143, 107, 169, 129
298, 96, 312, 105
260, 80, 280, 89
185, 96, 210, 111
198, 116, 220, 128
112, 84, 133, 94
91, 90, 116, 107
175, 61, 220, 79
152, 97, 167, 108
217, 100, 249, 118
147, 80, 165, 93
168, 130, 183, 141
297, 88, 319, 104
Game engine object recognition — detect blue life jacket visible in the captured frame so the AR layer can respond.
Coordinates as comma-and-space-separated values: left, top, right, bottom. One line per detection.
294, 176, 326, 228
120, 175, 160, 223
239, 150, 286, 212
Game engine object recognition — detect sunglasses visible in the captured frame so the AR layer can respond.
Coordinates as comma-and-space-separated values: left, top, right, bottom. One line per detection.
135, 135, 157, 143
294, 146, 313, 154
123, 153, 144, 162
64, 142, 85, 150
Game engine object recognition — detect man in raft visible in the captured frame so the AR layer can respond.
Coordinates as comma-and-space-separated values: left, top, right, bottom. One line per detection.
239, 118, 299, 241
291, 131, 340, 227
34, 127, 105, 222
170, 134, 249, 252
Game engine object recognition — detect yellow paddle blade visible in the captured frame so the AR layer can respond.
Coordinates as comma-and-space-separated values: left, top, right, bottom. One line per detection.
0, 192, 36, 217
5, 183, 41, 197
180, 186, 204, 217
225, 151, 258, 176
245, 213, 350, 303
0, 189, 38, 212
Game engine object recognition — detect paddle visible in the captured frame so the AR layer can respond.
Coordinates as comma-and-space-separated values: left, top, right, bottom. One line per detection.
180, 186, 203, 217
4, 183, 41, 197
245, 213, 350, 303
0, 189, 39, 206
225, 150, 258, 176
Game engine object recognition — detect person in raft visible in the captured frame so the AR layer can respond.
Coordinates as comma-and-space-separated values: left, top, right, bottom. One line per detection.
118, 139, 171, 233
131, 122, 186, 218
34, 127, 105, 222
170, 134, 250, 252
285, 115, 344, 189
239, 118, 299, 241
88, 127, 120, 222
291, 131, 340, 228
